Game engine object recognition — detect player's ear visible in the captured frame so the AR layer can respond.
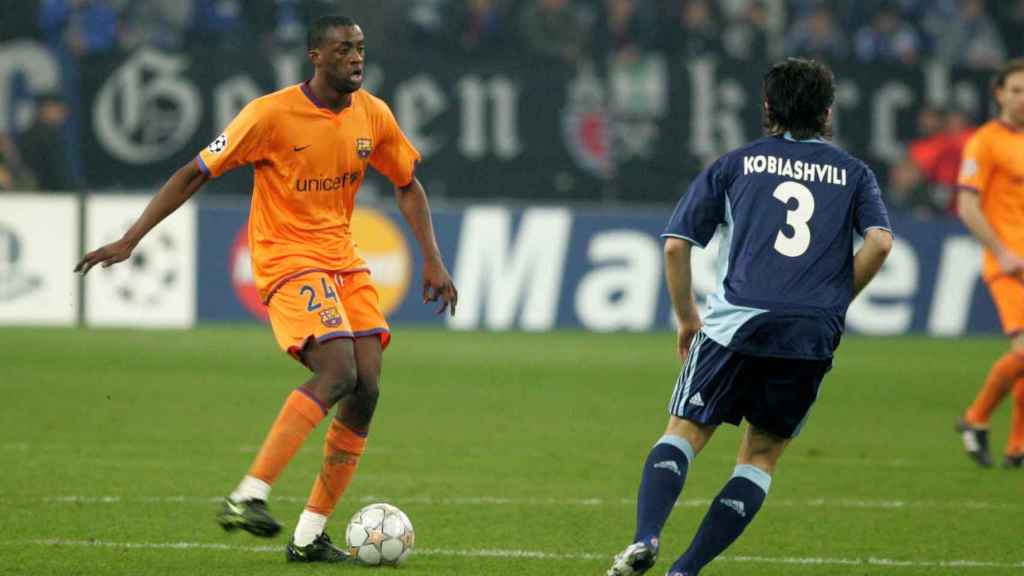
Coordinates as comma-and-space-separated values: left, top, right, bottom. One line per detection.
308, 48, 320, 66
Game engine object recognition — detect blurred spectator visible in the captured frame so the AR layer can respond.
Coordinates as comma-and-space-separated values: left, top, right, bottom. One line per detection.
853, 3, 920, 64
659, 0, 721, 58
930, 0, 1006, 69
721, 0, 770, 61
17, 94, 79, 192
784, 5, 848, 62
519, 0, 588, 66
592, 0, 658, 62
190, 0, 247, 49
453, 0, 513, 55
889, 106, 976, 217
0, 134, 38, 192
120, 0, 195, 51
405, 0, 452, 47
787, 0, 857, 24
38, 0, 119, 57
992, 0, 1024, 59
886, 158, 938, 218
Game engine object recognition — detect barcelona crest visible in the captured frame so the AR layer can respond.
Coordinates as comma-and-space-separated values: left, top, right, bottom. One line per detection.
356, 137, 373, 159
319, 307, 343, 328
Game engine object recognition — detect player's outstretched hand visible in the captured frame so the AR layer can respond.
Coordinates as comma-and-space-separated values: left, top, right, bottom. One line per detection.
676, 313, 702, 362
74, 238, 134, 275
422, 259, 458, 316
996, 249, 1024, 278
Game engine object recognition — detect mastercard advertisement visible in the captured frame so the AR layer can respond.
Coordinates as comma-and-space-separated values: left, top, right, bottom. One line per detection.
227, 208, 413, 322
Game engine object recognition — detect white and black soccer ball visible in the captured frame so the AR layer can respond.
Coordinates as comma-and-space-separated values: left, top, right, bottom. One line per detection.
345, 502, 415, 566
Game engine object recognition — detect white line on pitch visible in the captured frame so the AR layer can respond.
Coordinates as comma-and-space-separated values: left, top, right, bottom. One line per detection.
9, 539, 1024, 570
2, 443, 919, 467
24, 494, 1018, 512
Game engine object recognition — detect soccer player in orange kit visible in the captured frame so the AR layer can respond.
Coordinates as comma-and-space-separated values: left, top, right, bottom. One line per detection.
955, 59, 1024, 470
75, 15, 459, 561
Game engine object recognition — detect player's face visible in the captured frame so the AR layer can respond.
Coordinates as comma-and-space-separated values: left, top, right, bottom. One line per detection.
997, 71, 1024, 127
311, 25, 366, 94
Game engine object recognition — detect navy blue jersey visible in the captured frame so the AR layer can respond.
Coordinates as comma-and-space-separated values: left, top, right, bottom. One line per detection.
663, 134, 891, 359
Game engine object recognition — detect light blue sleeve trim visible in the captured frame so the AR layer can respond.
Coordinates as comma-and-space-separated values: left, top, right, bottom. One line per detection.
733, 464, 772, 494
660, 233, 706, 248
862, 225, 893, 234
857, 225, 894, 240
655, 435, 695, 464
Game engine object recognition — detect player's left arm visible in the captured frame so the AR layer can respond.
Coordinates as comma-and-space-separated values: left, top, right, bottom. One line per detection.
853, 227, 893, 298
372, 98, 457, 315
394, 177, 457, 316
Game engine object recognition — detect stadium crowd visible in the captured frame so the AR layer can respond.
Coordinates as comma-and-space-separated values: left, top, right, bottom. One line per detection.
1, 0, 1023, 212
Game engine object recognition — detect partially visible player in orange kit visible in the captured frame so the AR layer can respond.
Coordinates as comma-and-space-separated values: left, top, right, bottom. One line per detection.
75, 15, 458, 561
955, 59, 1024, 470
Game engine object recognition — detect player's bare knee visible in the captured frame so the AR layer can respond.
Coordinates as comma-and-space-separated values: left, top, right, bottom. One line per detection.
737, 426, 788, 473
316, 364, 358, 405
1010, 332, 1024, 356
664, 416, 715, 455
354, 375, 380, 414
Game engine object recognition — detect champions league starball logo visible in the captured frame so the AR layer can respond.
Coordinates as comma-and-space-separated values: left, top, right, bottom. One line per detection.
0, 224, 42, 302
97, 222, 181, 306
208, 133, 228, 154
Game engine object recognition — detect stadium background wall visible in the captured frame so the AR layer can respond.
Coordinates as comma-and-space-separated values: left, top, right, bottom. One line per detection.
0, 194, 1001, 335
0, 40, 994, 202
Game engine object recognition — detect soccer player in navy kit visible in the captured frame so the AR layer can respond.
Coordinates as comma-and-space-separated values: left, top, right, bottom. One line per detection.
607, 59, 894, 576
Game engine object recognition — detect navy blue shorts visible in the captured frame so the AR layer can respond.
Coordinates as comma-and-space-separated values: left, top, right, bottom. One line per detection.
668, 331, 832, 439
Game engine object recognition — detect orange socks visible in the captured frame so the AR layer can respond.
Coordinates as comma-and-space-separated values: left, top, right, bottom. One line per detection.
304, 419, 367, 516
1009, 380, 1024, 455
248, 389, 328, 484
965, 351, 1024, 427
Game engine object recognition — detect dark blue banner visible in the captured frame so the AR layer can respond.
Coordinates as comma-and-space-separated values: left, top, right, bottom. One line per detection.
196, 202, 1000, 336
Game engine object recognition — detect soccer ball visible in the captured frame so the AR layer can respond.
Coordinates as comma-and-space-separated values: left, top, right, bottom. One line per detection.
345, 502, 415, 565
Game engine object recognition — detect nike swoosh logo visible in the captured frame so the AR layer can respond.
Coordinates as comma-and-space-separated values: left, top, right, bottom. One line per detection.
293, 145, 312, 152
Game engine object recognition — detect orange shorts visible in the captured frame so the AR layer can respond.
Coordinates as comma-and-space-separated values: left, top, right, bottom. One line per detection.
986, 275, 1024, 335
267, 270, 391, 365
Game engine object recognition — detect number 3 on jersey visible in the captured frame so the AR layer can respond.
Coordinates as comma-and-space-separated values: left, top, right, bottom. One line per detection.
773, 181, 815, 257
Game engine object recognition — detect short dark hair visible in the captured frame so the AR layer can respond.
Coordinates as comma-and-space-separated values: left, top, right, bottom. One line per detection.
992, 58, 1024, 92
307, 15, 358, 51
762, 58, 835, 140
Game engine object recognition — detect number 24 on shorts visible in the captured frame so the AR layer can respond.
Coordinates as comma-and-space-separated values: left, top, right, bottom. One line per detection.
299, 278, 339, 312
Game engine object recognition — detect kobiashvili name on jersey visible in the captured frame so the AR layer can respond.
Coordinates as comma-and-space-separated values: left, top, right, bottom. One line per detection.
742, 154, 848, 186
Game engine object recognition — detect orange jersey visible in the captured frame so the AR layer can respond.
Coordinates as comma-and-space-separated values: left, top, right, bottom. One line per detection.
197, 83, 420, 302
958, 120, 1024, 280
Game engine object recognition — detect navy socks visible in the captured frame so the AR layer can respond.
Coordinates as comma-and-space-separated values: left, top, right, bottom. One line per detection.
669, 464, 772, 575
633, 435, 694, 547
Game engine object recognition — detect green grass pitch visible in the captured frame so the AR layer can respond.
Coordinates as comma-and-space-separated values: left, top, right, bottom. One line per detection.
1, 327, 1022, 575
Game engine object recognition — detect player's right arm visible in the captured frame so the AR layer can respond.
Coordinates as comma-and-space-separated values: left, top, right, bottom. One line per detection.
661, 160, 725, 361
74, 161, 208, 274
956, 131, 1024, 275
958, 192, 1024, 276
75, 99, 268, 274
664, 237, 702, 361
